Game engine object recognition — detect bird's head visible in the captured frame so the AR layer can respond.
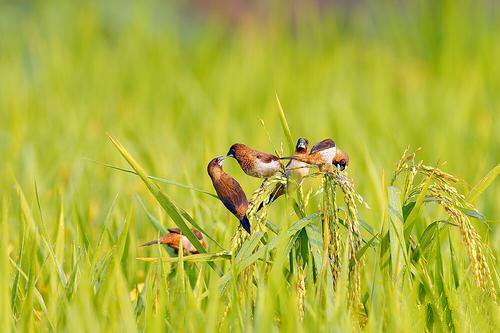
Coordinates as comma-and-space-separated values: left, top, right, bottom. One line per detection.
226, 143, 245, 158
333, 148, 349, 171
296, 138, 309, 153
207, 156, 226, 175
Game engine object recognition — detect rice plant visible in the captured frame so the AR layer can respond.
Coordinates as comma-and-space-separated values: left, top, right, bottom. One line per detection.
0, 0, 498, 331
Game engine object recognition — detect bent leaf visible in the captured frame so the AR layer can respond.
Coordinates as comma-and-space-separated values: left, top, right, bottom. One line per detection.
108, 135, 220, 275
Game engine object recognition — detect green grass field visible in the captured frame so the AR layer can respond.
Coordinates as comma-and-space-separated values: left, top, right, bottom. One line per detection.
0, 0, 498, 331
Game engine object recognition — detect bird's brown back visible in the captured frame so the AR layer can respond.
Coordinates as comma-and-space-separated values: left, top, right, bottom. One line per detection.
168, 227, 205, 240
233, 144, 278, 164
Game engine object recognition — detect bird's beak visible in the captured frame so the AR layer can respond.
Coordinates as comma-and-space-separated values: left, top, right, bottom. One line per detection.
227, 153, 234, 158
217, 156, 228, 165
298, 142, 306, 150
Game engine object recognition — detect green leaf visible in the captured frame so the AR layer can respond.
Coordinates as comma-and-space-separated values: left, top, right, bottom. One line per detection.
467, 164, 499, 204
137, 252, 232, 263
218, 213, 319, 290
137, 194, 225, 251
435, 235, 455, 332
275, 93, 294, 154
91, 159, 218, 198
136, 195, 167, 234
459, 207, 485, 221
305, 220, 323, 275
262, 220, 280, 235
411, 221, 441, 262
358, 218, 376, 236
402, 201, 416, 221
178, 208, 226, 251
0, 200, 11, 330
108, 135, 220, 275
16, 184, 67, 287
235, 231, 266, 268
66, 246, 82, 299
113, 210, 132, 264
355, 233, 378, 262
387, 186, 409, 280
448, 230, 460, 288
404, 173, 434, 238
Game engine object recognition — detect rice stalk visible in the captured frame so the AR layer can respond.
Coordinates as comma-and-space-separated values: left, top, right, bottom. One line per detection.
231, 173, 286, 253
322, 168, 366, 318
296, 264, 306, 321
322, 175, 341, 288
430, 190, 495, 300
230, 173, 287, 307
392, 150, 497, 301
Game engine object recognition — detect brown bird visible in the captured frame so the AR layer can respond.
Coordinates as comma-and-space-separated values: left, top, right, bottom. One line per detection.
332, 147, 349, 171
280, 138, 336, 171
259, 138, 310, 209
285, 137, 311, 180
207, 156, 251, 234
140, 228, 207, 255
226, 143, 282, 178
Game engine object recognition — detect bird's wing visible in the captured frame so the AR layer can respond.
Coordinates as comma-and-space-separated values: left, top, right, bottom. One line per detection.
168, 227, 182, 234
216, 175, 249, 218
310, 139, 335, 154
258, 153, 279, 163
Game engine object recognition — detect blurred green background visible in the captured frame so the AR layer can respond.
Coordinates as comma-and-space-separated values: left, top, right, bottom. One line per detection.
1, 0, 497, 236
0, 0, 498, 330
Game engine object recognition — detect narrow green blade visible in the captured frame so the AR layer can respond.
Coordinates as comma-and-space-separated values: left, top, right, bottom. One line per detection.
387, 186, 409, 281
108, 135, 220, 275
275, 93, 294, 154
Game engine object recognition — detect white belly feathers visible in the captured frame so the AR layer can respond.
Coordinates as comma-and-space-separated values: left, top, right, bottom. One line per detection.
319, 147, 337, 165
255, 159, 281, 178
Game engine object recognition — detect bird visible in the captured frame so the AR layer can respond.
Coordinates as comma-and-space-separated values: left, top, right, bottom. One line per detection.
140, 228, 207, 255
285, 137, 311, 180
333, 147, 349, 171
207, 156, 251, 234
280, 138, 336, 171
259, 138, 310, 210
226, 143, 282, 178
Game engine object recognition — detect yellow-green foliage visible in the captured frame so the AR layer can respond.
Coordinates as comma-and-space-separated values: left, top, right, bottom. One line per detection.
0, 0, 498, 331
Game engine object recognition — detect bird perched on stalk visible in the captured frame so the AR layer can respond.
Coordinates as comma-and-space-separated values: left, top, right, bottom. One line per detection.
140, 228, 207, 254
333, 147, 349, 171
280, 138, 336, 171
259, 138, 310, 210
226, 143, 282, 178
207, 156, 251, 234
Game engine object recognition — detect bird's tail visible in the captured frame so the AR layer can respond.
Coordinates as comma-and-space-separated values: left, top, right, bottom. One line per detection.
140, 239, 161, 247
240, 216, 251, 234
